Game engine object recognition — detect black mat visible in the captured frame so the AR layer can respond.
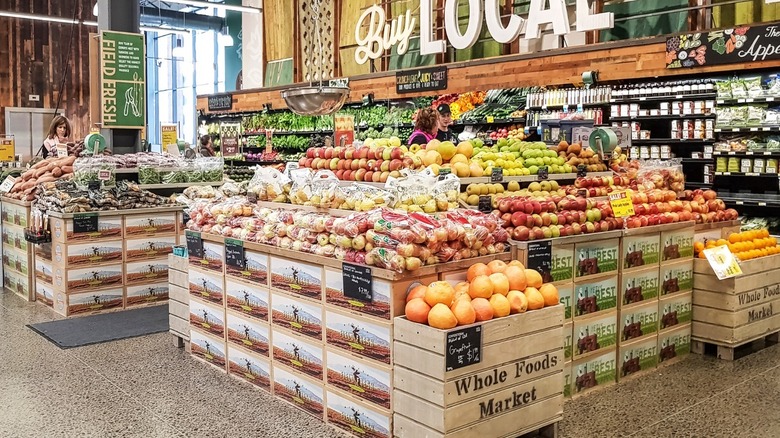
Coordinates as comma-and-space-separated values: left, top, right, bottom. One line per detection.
28, 305, 169, 349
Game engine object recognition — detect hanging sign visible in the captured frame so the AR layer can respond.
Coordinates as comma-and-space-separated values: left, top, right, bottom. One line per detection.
220, 122, 241, 156
101, 31, 145, 128
666, 23, 780, 69
396, 66, 448, 93
161, 123, 178, 153
703, 245, 743, 280
207, 94, 233, 111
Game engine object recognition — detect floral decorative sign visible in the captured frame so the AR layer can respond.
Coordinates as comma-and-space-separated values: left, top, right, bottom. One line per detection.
666, 24, 780, 69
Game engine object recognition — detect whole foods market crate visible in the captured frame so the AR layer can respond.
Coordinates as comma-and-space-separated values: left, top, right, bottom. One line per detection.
0, 197, 34, 301
392, 305, 564, 438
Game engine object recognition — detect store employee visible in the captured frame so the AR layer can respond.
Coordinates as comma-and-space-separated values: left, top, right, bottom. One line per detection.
436, 104, 455, 143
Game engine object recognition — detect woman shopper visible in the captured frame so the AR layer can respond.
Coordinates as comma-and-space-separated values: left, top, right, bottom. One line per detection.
41, 115, 72, 158
199, 135, 215, 157
407, 107, 439, 146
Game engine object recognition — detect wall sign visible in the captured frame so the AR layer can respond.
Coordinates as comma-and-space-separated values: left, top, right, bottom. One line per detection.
355, 0, 614, 65
208, 94, 233, 111
666, 23, 780, 69
396, 66, 448, 93
161, 123, 178, 152
446, 325, 482, 371
101, 31, 145, 128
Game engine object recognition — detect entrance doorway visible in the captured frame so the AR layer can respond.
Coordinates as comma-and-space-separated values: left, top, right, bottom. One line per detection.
4, 107, 61, 162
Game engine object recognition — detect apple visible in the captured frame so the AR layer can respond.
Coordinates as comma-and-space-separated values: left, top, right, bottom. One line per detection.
391, 148, 403, 160
335, 170, 345, 180
571, 223, 582, 235
511, 212, 526, 227
389, 159, 403, 172
513, 226, 530, 241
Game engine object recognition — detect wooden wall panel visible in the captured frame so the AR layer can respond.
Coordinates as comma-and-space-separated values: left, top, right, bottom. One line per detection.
0, 0, 93, 139
263, 0, 296, 62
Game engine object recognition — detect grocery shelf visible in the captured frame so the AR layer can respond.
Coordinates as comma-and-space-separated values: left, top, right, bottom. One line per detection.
717, 96, 780, 105
610, 92, 717, 104
714, 126, 780, 133
356, 123, 413, 130
610, 114, 716, 121
684, 182, 712, 189
680, 158, 713, 163
714, 172, 778, 177
458, 171, 613, 185
225, 159, 287, 165
630, 139, 715, 145
242, 129, 333, 136
526, 102, 607, 111
453, 117, 527, 125
713, 150, 780, 157
718, 192, 780, 207
138, 182, 223, 190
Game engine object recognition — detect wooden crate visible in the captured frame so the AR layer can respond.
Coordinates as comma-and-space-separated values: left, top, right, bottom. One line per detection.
227, 343, 273, 393
169, 268, 188, 289
190, 327, 227, 372
393, 305, 564, 438
169, 253, 189, 272
694, 220, 741, 242
34, 280, 54, 308
225, 248, 269, 285
621, 226, 661, 272
0, 198, 34, 301
571, 347, 617, 398
189, 240, 225, 273
271, 290, 324, 343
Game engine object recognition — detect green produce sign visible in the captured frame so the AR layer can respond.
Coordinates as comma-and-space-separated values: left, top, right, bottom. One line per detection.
101, 31, 145, 128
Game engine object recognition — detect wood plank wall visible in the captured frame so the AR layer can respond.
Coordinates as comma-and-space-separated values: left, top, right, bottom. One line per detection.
0, 0, 93, 139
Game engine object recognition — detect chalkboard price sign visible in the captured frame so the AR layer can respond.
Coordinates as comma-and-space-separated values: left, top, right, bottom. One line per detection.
577, 165, 587, 178
343, 263, 373, 302
396, 66, 448, 94
537, 166, 549, 180
208, 93, 233, 111
73, 213, 98, 234
224, 238, 245, 270
491, 167, 504, 183
185, 230, 203, 259
527, 240, 553, 280
446, 325, 482, 371
478, 195, 493, 214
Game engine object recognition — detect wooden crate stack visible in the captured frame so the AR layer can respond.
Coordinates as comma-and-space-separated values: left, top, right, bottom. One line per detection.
393, 306, 564, 438
168, 253, 189, 347
1, 198, 34, 301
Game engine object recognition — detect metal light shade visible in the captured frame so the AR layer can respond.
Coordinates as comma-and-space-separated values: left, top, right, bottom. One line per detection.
281, 85, 350, 116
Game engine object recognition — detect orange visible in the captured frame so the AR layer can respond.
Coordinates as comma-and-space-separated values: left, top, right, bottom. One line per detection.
489, 294, 511, 318
525, 269, 544, 289
728, 234, 739, 244
406, 285, 428, 303
428, 303, 458, 329
471, 298, 494, 322
487, 260, 508, 274
489, 273, 510, 296
467, 263, 491, 282
716, 239, 728, 247
405, 298, 431, 324
507, 290, 528, 314
524, 287, 545, 310
424, 281, 455, 307
507, 260, 526, 269
539, 284, 560, 307
694, 242, 704, 254
469, 275, 494, 299
504, 266, 528, 291
451, 299, 476, 326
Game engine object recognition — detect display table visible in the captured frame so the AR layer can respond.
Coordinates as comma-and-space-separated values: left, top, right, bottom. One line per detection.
1, 198, 34, 301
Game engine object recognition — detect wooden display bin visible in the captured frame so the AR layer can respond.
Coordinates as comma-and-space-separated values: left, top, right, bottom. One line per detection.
168, 254, 190, 346
694, 220, 741, 242
0, 198, 34, 301
392, 305, 564, 438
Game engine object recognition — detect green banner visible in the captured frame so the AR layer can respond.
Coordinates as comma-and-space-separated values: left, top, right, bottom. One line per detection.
101, 30, 146, 128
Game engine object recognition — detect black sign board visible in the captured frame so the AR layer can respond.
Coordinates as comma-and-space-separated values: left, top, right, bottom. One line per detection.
182, 211, 191, 226
186, 230, 204, 259
87, 181, 101, 190
207, 93, 233, 111
478, 195, 493, 214
667, 23, 780, 69
396, 66, 448, 94
73, 213, 98, 234
577, 165, 587, 178
537, 166, 549, 180
491, 167, 503, 183
527, 240, 553, 279
224, 238, 245, 270
343, 263, 373, 302
446, 325, 482, 371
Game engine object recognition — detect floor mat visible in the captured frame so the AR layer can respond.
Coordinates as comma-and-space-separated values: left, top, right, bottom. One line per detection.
28, 305, 169, 349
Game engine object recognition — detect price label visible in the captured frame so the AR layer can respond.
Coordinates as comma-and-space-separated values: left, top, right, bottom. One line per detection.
486, 116, 494, 123
491, 167, 503, 183
224, 238, 245, 270
478, 195, 493, 213
87, 181, 101, 190
97, 170, 111, 181
537, 166, 549, 180
0, 175, 16, 193
446, 325, 482, 371
577, 165, 587, 178
73, 213, 98, 234
438, 167, 452, 181
527, 240, 552, 280
56, 144, 68, 158
185, 230, 204, 260
343, 263, 373, 302
703, 245, 743, 280
609, 191, 635, 218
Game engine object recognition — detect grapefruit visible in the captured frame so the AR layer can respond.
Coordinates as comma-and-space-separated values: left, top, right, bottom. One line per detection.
405, 298, 431, 324
507, 290, 528, 314
406, 285, 428, 303
525, 269, 543, 289
467, 263, 490, 282
524, 287, 545, 310
489, 294, 511, 318
425, 281, 455, 307
489, 273, 510, 296
469, 275, 494, 299
504, 266, 527, 291
539, 284, 560, 307
428, 303, 458, 329
451, 299, 476, 326
471, 298, 494, 322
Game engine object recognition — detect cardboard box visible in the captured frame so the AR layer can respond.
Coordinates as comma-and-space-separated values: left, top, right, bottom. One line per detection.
124, 212, 177, 236
574, 238, 619, 278
1, 202, 28, 227
35, 258, 53, 285
660, 292, 692, 332
35, 280, 54, 307
563, 361, 572, 398
189, 240, 224, 273
2, 248, 28, 275
3, 268, 30, 300
572, 348, 617, 396
226, 311, 270, 356
225, 277, 269, 322
272, 365, 324, 420
564, 321, 573, 360
35, 242, 51, 261
273, 328, 324, 380
658, 324, 692, 364
549, 243, 575, 282
227, 346, 272, 392
2, 226, 28, 252
622, 233, 661, 269
573, 312, 617, 359
190, 328, 227, 372
558, 283, 573, 320
618, 336, 658, 380
325, 307, 392, 366
620, 266, 660, 306
271, 291, 323, 342
125, 282, 169, 307
660, 227, 694, 262
573, 275, 618, 317
326, 389, 391, 438
326, 347, 392, 411
125, 259, 169, 285
50, 216, 122, 242
189, 297, 226, 338
270, 256, 323, 301
188, 267, 224, 305
226, 249, 268, 285
124, 235, 177, 261
53, 287, 124, 317
52, 240, 124, 268
619, 300, 659, 342
52, 263, 123, 293
660, 259, 693, 296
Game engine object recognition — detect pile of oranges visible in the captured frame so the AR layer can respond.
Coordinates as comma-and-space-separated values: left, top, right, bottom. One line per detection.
695, 229, 780, 261
404, 259, 559, 329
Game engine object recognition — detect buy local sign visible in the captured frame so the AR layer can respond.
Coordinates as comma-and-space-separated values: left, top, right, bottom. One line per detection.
101, 31, 146, 128
355, 0, 614, 65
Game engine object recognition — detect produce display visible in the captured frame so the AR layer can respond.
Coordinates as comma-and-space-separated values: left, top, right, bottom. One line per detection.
73, 157, 117, 189
35, 180, 174, 213
458, 88, 530, 122
225, 165, 257, 182
6, 156, 76, 201
696, 229, 780, 261
138, 157, 224, 185
404, 259, 558, 329
241, 111, 333, 133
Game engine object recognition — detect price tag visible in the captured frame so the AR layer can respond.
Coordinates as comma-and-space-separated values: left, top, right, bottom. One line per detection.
563, 105, 569, 113
577, 103, 584, 113
438, 167, 451, 181
577, 165, 587, 178
759, 202, 767, 206
751, 128, 759, 132
491, 167, 503, 183
738, 99, 746, 103
703, 245, 743, 280
478, 195, 493, 213
527, 240, 552, 280
609, 191, 635, 218
56, 144, 68, 158
537, 166, 549, 180
166, 143, 181, 156
87, 181, 101, 190
445, 325, 482, 371
486, 116, 494, 123
746, 98, 755, 103
639, 97, 647, 101
73, 213, 98, 234
185, 230, 204, 259
763, 127, 771, 131
343, 263, 373, 302
97, 170, 111, 181
0, 175, 16, 193
224, 238, 245, 270
768, 97, 776, 102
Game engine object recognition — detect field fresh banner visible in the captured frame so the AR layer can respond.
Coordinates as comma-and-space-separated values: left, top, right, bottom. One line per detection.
666, 23, 780, 69
101, 31, 146, 128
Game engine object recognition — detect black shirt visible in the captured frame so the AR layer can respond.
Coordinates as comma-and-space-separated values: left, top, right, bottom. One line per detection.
436, 129, 455, 143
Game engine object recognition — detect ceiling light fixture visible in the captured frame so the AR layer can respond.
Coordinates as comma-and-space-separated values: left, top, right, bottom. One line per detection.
0, 10, 79, 24
166, 0, 261, 14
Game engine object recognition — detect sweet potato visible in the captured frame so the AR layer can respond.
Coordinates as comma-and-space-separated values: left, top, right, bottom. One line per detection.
52, 168, 63, 178
33, 168, 48, 178
37, 175, 56, 184
61, 165, 73, 173
60, 156, 76, 166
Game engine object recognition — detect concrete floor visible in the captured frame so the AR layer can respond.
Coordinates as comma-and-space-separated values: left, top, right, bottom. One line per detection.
2, 291, 780, 438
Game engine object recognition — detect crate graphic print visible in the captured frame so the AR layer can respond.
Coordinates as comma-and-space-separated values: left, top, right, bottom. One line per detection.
228, 347, 271, 391
190, 300, 225, 337
574, 314, 617, 358
619, 337, 658, 378
327, 390, 391, 438
35, 259, 53, 284
226, 249, 268, 284
575, 239, 619, 278
273, 366, 324, 419
59, 217, 122, 241
125, 260, 168, 284
225, 278, 268, 321
574, 276, 618, 316
270, 257, 321, 299
273, 330, 323, 380
125, 236, 176, 261
55, 241, 123, 266
659, 327, 691, 363
326, 311, 391, 364
66, 266, 123, 291
623, 234, 660, 269
191, 331, 226, 368
661, 261, 693, 295
190, 241, 224, 273
272, 292, 323, 341
3, 249, 27, 275
621, 268, 660, 305
574, 350, 616, 394
126, 283, 169, 306
620, 302, 658, 341
326, 349, 391, 409
124, 214, 176, 236
66, 290, 124, 316
35, 282, 54, 307
325, 269, 391, 320
226, 312, 270, 356
188, 269, 224, 304
661, 229, 694, 261
660, 294, 692, 330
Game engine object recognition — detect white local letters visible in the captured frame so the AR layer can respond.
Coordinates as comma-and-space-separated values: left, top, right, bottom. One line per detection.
355, 0, 614, 63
